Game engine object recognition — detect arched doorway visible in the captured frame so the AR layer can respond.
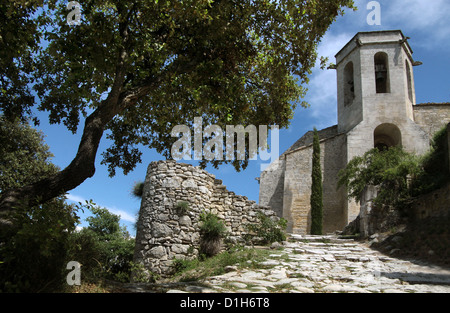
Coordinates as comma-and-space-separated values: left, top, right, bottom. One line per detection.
373, 123, 402, 151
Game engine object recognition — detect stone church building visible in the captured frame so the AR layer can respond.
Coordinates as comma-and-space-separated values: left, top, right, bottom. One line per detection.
258, 30, 450, 235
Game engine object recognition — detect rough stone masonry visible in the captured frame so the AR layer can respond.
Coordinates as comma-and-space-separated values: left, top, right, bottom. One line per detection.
133, 160, 277, 278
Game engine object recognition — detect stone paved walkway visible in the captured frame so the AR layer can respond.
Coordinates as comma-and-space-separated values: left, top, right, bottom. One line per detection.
166, 235, 450, 293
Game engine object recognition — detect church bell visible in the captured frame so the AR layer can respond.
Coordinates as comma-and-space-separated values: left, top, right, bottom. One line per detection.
375, 64, 386, 83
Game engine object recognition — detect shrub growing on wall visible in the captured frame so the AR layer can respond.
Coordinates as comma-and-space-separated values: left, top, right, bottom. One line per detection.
338, 147, 421, 208
245, 212, 287, 244
410, 125, 450, 196
338, 125, 449, 209
198, 211, 227, 258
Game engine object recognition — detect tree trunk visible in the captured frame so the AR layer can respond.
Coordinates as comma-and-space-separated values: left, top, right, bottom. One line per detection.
0, 51, 195, 230
0, 106, 109, 227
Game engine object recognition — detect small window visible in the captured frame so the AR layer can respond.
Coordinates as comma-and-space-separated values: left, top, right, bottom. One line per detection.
374, 52, 390, 93
344, 62, 355, 106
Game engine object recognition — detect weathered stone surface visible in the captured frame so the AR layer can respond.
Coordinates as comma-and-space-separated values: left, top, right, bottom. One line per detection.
193, 235, 450, 293
178, 216, 192, 227
151, 222, 173, 238
259, 30, 450, 236
134, 160, 279, 278
148, 246, 166, 258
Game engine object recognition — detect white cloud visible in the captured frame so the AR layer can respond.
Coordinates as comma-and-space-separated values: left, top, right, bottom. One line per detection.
302, 31, 353, 129
383, 0, 450, 48
66, 193, 86, 203
66, 193, 137, 224
107, 207, 137, 223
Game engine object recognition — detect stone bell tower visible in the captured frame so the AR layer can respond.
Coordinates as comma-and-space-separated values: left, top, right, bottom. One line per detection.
334, 30, 429, 158
334, 30, 430, 223
258, 30, 450, 235
336, 30, 419, 134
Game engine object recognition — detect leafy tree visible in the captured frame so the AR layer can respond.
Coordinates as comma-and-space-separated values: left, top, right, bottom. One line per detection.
85, 202, 122, 239
0, 0, 43, 123
0, 116, 58, 194
310, 127, 323, 235
0, 117, 79, 292
0, 0, 355, 218
68, 201, 135, 283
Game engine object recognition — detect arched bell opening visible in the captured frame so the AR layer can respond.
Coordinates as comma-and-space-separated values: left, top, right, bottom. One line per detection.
374, 52, 390, 94
374, 123, 402, 151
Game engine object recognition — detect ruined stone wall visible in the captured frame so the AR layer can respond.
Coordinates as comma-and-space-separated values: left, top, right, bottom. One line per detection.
133, 160, 277, 278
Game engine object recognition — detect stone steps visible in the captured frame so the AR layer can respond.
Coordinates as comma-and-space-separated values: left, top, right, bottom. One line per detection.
288, 233, 358, 244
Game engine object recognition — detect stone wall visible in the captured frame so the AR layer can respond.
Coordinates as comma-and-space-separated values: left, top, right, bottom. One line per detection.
357, 124, 450, 238
410, 182, 450, 221
258, 158, 285, 218
133, 160, 277, 278
282, 133, 348, 235
447, 123, 450, 174
413, 103, 450, 141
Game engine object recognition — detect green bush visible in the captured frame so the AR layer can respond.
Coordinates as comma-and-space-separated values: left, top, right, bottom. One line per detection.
131, 181, 145, 199
0, 199, 80, 292
0, 117, 80, 292
338, 146, 421, 207
410, 126, 449, 196
67, 201, 135, 283
198, 211, 227, 257
176, 201, 190, 215
245, 213, 287, 244
338, 125, 449, 209
199, 211, 227, 240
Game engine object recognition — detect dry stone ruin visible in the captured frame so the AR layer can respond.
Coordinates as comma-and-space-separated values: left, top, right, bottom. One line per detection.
133, 160, 277, 278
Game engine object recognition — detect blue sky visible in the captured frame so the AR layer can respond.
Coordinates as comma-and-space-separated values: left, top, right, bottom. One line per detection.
33, 0, 450, 234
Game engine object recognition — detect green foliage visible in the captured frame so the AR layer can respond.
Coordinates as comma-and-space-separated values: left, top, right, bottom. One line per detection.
310, 127, 323, 235
198, 211, 227, 257
2, 0, 355, 177
338, 147, 422, 207
410, 126, 450, 196
0, 0, 45, 122
176, 201, 190, 215
245, 212, 287, 244
0, 116, 59, 192
0, 116, 79, 292
199, 211, 227, 241
172, 247, 272, 281
68, 201, 135, 283
0, 198, 79, 292
131, 181, 145, 199
84, 201, 121, 239
338, 125, 449, 209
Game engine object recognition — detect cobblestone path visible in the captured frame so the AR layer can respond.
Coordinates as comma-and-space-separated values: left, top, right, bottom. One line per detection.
164, 235, 450, 293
